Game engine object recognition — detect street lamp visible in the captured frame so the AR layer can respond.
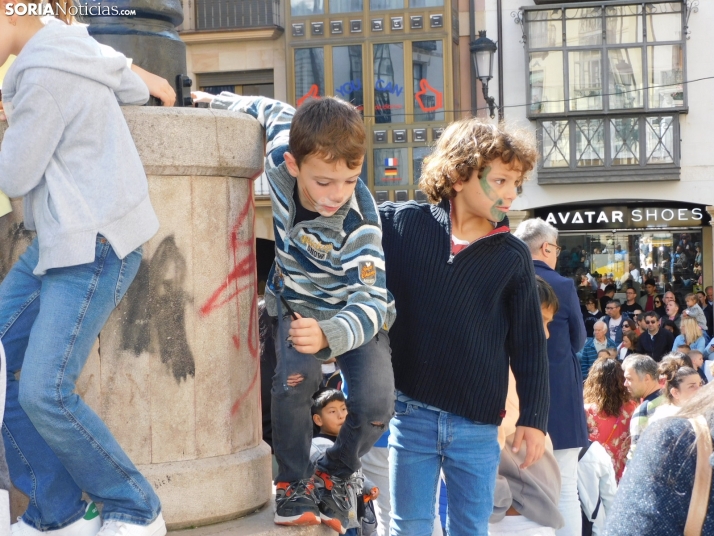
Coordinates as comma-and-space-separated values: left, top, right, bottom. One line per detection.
470, 30, 498, 119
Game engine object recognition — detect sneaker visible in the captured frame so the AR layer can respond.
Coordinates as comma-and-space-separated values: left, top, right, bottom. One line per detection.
11, 502, 101, 536
274, 479, 321, 526
313, 470, 354, 535
96, 513, 166, 536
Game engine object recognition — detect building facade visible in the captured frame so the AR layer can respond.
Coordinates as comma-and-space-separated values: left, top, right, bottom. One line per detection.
484, 0, 713, 290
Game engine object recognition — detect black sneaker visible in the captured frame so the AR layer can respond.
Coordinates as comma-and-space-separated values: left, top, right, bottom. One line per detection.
313, 470, 354, 534
274, 479, 321, 526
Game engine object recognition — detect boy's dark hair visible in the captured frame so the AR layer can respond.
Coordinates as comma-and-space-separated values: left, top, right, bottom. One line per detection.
604, 284, 616, 294
644, 278, 657, 287
536, 275, 559, 314
289, 98, 366, 170
419, 118, 537, 203
644, 311, 659, 321
312, 389, 347, 416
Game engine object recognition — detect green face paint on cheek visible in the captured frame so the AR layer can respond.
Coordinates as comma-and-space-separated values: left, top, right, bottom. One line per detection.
478, 166, 507, 222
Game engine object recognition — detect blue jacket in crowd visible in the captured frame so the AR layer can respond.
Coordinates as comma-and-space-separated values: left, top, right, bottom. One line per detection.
533, 260, 589, 450
578, 337, 617, 379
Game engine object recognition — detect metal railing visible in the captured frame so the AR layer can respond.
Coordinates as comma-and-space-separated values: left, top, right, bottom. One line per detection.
195, 0, 281, 30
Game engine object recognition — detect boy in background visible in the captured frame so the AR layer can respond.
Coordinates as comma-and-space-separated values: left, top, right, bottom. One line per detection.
192, 91, 395, 534
310, 389, 379, 536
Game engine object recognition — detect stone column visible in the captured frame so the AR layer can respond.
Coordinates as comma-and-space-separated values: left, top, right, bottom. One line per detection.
0, 107, 271, 529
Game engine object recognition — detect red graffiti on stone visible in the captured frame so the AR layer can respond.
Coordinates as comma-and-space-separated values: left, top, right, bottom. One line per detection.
199, 198, 260, 416
415, 79, 443, 113
297, 84, 320, 107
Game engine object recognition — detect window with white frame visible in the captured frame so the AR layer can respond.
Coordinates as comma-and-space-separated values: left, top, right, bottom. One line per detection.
523, 1, 685, 180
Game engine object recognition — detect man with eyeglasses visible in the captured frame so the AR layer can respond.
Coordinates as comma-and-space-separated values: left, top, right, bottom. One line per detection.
602, 300, 625, 345
621, 287, 640, 317
514, 218, 587, 536
635, 311, 674, 362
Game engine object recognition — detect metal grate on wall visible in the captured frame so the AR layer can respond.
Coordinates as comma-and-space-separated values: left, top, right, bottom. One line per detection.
195, 0, 282, 30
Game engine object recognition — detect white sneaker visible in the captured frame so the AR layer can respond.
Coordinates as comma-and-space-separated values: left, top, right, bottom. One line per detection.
11, 502, 101, 535
96, 513, 166, 536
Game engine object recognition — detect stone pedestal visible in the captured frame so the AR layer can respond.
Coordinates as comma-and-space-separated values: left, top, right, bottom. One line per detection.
0, 107, 271, 529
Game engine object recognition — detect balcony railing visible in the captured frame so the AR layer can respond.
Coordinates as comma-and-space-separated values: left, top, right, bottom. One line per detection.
195, 0, 281, 30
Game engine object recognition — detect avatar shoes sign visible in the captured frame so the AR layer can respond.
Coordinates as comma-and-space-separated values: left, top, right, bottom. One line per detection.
533, 203, 710, 231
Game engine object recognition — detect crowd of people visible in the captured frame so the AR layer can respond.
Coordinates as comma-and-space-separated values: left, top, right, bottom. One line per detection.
1, 6, 714, 536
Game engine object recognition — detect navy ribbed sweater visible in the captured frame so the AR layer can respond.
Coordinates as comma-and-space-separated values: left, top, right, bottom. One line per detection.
380, 200, 550, 432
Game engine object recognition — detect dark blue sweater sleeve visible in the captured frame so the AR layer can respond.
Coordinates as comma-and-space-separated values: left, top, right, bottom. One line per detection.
506, 247, 550, 432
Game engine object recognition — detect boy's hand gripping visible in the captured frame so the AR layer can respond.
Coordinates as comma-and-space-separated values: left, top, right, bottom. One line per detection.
289, 313, 329, 355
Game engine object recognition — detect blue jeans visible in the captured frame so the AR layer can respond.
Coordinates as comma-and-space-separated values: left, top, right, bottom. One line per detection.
388, 399, 499, 536
271, 315, 395, 483
0, 237, 161, 530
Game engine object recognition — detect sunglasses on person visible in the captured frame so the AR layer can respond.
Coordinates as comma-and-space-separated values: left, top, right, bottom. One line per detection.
645, 320, 658, 325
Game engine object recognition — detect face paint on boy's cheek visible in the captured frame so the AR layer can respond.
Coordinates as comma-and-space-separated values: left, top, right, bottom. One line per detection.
478, 166, 507, 222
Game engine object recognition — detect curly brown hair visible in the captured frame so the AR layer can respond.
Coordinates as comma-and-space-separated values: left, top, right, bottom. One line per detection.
583, 358, 632, 417
418, 119, 537, 203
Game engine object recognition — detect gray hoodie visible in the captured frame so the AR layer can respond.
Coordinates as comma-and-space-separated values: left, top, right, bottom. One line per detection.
0, 19, 158, 275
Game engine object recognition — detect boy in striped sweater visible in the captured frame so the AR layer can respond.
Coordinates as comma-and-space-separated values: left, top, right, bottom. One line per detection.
193, 92, 396, 534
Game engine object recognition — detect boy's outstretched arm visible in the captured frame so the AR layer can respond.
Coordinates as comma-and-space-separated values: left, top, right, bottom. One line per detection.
193, 92, 293, 174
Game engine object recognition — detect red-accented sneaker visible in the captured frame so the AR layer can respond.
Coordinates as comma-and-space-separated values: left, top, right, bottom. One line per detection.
313, 470, 354, 534
274, 480, 321, 526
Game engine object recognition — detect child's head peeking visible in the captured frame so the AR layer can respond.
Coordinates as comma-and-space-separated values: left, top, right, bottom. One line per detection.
536, 275, 559, 340
419, 119, 537, 222
284, 97, 366, 218
312, 389, 348, 437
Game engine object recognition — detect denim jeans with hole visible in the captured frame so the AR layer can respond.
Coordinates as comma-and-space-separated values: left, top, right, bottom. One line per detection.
271, 315, 395, 483
388, 399, 499, 536
0, 237, 161, 530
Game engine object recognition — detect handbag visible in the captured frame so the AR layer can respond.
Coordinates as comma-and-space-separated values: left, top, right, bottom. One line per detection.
683, 415, 713, 536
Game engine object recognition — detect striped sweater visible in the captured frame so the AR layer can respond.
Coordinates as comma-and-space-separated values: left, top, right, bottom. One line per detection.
210, 94, 396, 360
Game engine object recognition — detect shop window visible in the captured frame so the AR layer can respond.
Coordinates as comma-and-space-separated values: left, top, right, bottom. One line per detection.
412, 41, 444, 122
291, 0, 323, 16
330, 0, 362, 13
295, 48, 325, 106
555, 230, 703, 297
374, 148, 409, 187
412, 146, 432, 184
410, 0, 443, 7
373, 43, 406, 124
333, 46, 364, 114
369, 0, 403, 10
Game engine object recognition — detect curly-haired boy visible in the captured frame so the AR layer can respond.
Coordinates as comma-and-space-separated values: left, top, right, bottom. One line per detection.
379, 119, 549, 535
